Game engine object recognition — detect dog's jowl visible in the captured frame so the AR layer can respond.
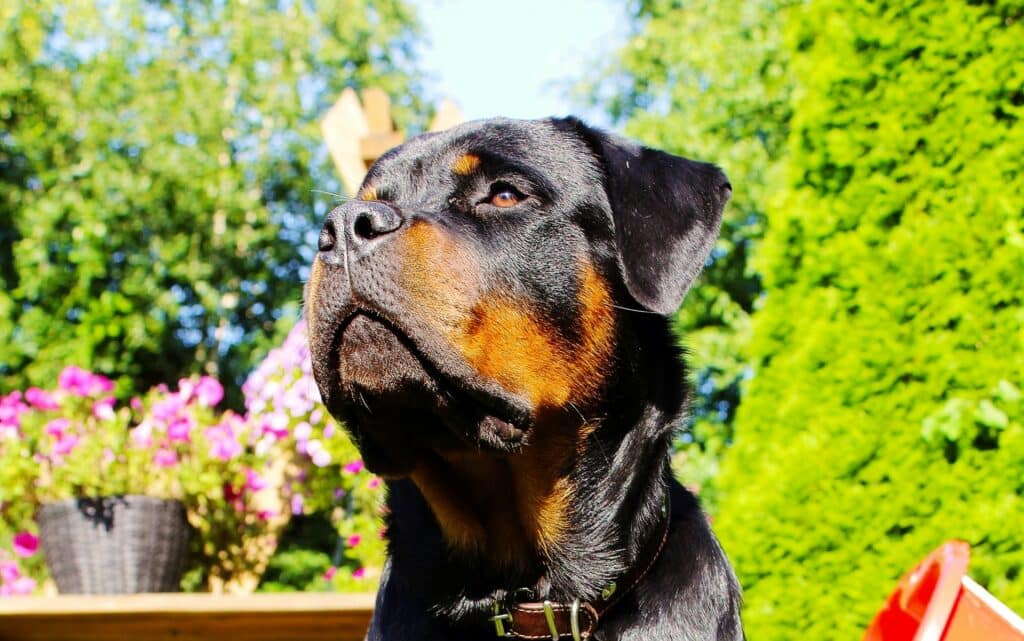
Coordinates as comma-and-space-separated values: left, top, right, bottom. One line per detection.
307, 117, 743, 640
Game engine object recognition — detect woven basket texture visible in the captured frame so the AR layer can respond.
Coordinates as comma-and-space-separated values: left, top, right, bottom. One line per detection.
37, 495, 190, 594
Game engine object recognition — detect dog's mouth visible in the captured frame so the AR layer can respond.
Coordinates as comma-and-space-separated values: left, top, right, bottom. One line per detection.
318, 310, 530, 475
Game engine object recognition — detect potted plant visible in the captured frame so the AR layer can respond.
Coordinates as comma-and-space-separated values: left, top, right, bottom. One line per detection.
0, 367, 287, 593
0, 319, 387, 596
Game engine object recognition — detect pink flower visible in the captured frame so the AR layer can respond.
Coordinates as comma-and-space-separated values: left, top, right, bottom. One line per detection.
290, 494, 305, 516
244, 469, 268, 493
343, 460, 364, 475
346, 534, 361, 548
177, 378, 196, 402
45, 418, 70, 437
261, 413, 290, 441
131, 420, 154, 448
153, 448, 179, 468
293, 422, 312, 442
323, 566, 337, 581
256, 510, 278, 521
367, 476, 382, 490
166, 416, 194, 443
195, 376, 224, 407
307, 440, 331, 467
210, 435, 242, 461
0, 561, 19, 583
9, 576, 37, 596
53, 433, 80, 457
11, 532, 38, 558
92, 397, 116, 421
130, 396, 143, 410
323, 422, 336, 439
151, 394, 185, 424
24, 387, 59, 410
352, 567, 366, 580
58, 365, 92, 395
206, 417, 243, 461
58, 366, 113, 397
0, 393, 25, 436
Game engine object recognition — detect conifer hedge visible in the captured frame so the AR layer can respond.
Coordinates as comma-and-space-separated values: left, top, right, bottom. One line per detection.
712, 2, 1024, 638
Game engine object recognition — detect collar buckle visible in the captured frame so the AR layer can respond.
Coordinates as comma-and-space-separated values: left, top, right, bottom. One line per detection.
491, 602, 513, 637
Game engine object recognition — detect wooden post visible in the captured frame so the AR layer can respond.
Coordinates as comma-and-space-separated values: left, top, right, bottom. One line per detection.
321, 89, 465, 195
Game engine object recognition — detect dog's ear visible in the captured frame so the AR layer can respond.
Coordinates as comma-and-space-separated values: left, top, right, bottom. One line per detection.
563, 119, 731, 315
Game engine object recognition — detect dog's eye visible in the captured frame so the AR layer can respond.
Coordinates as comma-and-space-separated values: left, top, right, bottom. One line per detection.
487, 183, 523, 208
491, 191, 519, 208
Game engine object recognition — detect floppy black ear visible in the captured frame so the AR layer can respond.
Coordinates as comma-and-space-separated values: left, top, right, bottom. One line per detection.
572, 122, 731, 315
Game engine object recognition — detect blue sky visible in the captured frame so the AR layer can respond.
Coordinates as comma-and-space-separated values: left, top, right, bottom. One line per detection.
413, 0, 628, 125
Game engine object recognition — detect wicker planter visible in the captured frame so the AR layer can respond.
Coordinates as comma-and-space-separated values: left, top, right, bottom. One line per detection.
37, 495, 191, 594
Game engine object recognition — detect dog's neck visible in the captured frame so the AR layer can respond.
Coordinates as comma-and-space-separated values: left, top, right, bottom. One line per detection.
385, 320, 685, 623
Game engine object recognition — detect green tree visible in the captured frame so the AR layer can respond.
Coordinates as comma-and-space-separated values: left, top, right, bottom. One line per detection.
0, 1, 423, 403
589, 0, 796, 502
713, 1, 1024, 638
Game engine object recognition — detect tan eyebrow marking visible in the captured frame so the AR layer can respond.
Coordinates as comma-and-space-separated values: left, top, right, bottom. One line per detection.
452, 153, 481, 176
358, 185, 378, 201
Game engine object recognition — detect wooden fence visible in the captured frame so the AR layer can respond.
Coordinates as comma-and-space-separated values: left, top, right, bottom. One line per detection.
0, 593, 375, 641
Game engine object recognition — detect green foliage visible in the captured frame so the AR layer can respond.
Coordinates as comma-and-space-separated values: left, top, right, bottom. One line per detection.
260, 548, 334, 593
589, 0, 797, 495
713, 1, 1024, 638
0, 1, 423, 404
259, 513, 337, 592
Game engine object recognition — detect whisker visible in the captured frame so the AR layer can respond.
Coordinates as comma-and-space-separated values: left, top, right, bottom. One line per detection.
611, 304, 659, 315
311, 189, 353, 202
566, 401, 587, 426
358, 391, 373, 414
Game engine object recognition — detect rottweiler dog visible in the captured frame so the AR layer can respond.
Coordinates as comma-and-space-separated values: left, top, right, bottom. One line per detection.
306, 117, 743, 640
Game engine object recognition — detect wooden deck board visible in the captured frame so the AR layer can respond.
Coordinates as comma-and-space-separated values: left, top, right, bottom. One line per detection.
0, 593, 375, 641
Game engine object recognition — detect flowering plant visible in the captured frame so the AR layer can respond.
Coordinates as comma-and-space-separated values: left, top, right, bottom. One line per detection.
242, 320, 386, 591
0, 320, 386, 595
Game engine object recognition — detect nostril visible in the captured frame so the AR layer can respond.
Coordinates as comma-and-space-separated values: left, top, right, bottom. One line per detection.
353, 211, 377, 241
318, 220, 336, 253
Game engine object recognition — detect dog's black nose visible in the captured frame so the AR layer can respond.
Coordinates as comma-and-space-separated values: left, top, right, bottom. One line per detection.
318, 201, 404, 263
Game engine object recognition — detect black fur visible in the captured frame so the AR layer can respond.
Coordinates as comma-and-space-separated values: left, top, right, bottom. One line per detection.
306, 117, 743, 640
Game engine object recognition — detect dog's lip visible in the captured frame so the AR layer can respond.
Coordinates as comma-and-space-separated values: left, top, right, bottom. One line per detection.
325, 308, 531, 433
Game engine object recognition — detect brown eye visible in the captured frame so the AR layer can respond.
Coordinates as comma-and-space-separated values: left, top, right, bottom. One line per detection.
490, 189, 520, 208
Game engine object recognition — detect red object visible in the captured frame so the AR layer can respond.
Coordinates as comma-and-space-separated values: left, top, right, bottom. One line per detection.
864, 541, 1024, 641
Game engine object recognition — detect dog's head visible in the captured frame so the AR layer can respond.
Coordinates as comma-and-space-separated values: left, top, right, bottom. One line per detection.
306, 117, 730, 477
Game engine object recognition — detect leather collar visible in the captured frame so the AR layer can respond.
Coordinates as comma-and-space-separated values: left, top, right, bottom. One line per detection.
488, 491, 672, 640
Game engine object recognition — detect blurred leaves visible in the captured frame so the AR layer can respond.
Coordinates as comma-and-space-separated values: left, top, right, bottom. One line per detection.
707, 1, 1024, 638
0, 0, 424, 405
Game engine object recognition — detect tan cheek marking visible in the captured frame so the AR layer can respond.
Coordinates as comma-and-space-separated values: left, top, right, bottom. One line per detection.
452, 261, 615, 411
456, 301, 575, 408
452, 153, 481, 176
398, 220, 479, 329
574, 262, 616, 401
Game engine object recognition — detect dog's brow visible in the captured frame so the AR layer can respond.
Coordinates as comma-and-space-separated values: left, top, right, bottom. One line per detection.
452, 153, 481, 176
